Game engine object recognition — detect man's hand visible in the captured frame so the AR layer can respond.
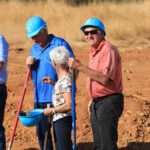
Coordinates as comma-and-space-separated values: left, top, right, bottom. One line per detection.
68, 58, 82, 70
0, 61, 4, 69
26, 56, 35, 66
88, 100, 92, 115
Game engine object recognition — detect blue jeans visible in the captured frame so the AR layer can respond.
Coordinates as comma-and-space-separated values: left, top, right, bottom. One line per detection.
0, 84, 7, 150
34, 103, 53, 150
53, 116, 72, 150
91, 93, 124, 150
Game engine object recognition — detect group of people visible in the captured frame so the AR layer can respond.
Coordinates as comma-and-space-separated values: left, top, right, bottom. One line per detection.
0, 16, 124, 150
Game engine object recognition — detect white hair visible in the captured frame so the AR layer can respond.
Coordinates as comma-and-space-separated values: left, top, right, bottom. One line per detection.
49, 46, 70, 66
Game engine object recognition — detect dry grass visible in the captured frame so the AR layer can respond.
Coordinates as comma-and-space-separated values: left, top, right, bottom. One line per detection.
0, 0, 149, 50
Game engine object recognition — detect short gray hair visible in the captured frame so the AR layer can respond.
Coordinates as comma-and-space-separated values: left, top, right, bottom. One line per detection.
49, 46, 70, 66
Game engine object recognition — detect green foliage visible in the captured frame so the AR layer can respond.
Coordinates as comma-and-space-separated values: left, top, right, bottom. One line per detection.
65, 0, 92, 6
91, 0, 124, 3
64, 0, 144, 6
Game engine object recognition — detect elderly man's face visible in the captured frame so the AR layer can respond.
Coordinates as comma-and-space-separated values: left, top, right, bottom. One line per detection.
31, 28, 48, 48
83, 27, 103, 49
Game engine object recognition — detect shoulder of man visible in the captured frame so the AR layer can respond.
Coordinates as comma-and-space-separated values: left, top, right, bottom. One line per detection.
0, 34, 9, 45
50, 34, 67, 45
0, 34, 9, 54
0, 34, 2, 39
103, 40, 119, 54
50, 34, 75, 57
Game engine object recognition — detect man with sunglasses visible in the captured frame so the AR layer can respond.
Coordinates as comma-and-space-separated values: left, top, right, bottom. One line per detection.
25, 16, 75, 150
69, 18, 124, 150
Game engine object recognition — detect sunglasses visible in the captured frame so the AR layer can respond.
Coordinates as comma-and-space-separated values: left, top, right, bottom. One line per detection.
83, 29, 98, 36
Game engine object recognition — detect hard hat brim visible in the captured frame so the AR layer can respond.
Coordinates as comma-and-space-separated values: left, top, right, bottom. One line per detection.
18, 109, 44, 127
80, 25, 99, 31
27, 24, 46, 38
80, 25, 106, 36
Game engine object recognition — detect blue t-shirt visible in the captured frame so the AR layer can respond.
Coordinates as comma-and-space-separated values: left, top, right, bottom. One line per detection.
30, 34, 75, 103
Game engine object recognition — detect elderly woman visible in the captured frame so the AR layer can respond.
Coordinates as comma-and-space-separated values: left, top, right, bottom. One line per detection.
43, 46, 72, 150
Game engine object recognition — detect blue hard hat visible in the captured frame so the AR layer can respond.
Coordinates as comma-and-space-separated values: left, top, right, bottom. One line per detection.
80, 18, 105, 32
18, 109, 44, 127
26, 16, 46, 38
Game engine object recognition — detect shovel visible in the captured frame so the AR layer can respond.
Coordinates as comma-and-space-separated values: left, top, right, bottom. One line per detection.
43, 111, 52, 150
8, 68, 31, 150
72, 69, 76, 150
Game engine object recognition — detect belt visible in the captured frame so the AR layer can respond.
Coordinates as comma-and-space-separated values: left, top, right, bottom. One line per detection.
0, 83, 6, 87
35, 102, 53, 108
93, 93, 121, 102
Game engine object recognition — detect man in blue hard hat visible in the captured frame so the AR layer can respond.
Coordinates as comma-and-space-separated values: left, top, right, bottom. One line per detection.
69, 18, 124, 150
0, 34, 9, 150
26, 16, 75, 150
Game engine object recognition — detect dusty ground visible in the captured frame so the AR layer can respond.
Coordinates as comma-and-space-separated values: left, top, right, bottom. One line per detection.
4, 44, 150, 150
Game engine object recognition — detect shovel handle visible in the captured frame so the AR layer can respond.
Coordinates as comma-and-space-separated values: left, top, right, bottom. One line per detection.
72, 69, 76, 150
43, 104, 53, 150
8, 69, 31, 150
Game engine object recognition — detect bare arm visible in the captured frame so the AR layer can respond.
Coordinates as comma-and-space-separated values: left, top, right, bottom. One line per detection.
68, 58, 109, 85
44, 92, 72, 116
54, 92, 72, 113
78, 64, 109, 85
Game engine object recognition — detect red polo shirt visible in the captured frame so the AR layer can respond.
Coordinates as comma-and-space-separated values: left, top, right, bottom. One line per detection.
87, 39, 123, 98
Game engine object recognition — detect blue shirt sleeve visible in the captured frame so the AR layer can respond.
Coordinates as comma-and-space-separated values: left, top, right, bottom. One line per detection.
0, 34, 9, 62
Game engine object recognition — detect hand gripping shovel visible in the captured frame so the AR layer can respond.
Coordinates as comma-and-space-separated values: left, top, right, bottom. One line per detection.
7, 68, 31, 150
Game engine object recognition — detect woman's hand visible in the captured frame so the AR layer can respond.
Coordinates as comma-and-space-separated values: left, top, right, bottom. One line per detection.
43, 108, 53, 116
42, 77, 55, 86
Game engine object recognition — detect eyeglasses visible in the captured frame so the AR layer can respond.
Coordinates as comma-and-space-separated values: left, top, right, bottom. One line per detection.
83, 29, 98, 36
